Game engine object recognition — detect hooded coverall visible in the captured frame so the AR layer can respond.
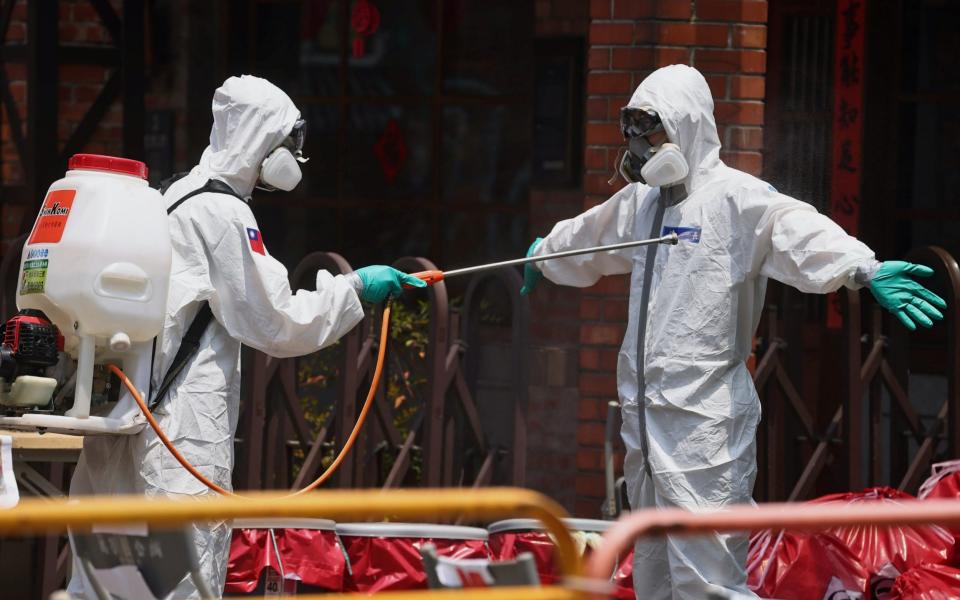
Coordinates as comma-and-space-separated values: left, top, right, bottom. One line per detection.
68, 75, 365, 597
533, 64, 878, 598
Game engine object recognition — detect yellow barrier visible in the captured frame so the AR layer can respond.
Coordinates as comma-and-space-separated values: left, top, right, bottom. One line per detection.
0, 487, 585, 594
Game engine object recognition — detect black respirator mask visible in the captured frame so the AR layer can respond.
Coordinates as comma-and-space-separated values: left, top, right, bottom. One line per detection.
612, 107, 688, 187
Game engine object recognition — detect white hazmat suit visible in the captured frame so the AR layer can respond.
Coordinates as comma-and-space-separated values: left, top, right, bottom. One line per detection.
68, 76, 365, 597
533, 65, 877, 598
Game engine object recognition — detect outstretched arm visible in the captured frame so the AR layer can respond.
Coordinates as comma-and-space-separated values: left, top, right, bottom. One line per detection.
755, 189, 945, 329
530, 184, 646, 289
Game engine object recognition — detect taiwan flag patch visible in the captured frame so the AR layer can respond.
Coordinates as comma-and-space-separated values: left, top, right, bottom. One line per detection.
247, 227, 265, 255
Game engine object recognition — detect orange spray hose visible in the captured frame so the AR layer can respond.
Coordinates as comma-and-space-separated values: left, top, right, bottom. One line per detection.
107, 303, 391, 498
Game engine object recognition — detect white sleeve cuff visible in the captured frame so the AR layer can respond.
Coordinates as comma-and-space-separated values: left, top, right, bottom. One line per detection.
851, 259, 882, 288
344, 271, 364, 297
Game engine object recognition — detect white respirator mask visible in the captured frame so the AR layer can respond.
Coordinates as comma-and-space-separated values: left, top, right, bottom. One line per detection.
257, 119, 309, 192
638, 142, 688, 188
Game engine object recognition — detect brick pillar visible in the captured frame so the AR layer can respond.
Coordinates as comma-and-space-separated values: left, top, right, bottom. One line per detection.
575, 0, 768, 516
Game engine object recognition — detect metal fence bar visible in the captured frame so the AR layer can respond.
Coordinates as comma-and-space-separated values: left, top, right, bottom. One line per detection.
461, 268, 529, 487
238, 251, 372, 490
393, 256, 450, 487
754, 247, 960, 500
898, 246, 960, 491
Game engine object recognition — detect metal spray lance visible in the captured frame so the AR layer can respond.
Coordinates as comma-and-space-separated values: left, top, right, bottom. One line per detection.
406, 233, 680, 287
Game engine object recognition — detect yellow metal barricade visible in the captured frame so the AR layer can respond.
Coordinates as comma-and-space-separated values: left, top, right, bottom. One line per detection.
0, 487, 590, 599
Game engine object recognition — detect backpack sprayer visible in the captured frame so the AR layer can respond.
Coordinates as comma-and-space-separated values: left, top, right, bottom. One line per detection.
0, 154, 169, 436
0, 152, 678, 495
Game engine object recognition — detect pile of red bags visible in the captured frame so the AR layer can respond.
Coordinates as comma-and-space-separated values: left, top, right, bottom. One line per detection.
747, 528, 866, 598
225, 525, 347, 594
748, 486, 959, 599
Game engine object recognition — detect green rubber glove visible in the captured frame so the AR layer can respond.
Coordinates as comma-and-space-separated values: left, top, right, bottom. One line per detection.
868, 261, 947, 330
355, 265, 426, 303
519, 237, 544, 296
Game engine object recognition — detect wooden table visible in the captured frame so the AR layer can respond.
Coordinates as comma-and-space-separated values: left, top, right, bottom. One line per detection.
0, 429, 84, 498
3, 430, 84, 463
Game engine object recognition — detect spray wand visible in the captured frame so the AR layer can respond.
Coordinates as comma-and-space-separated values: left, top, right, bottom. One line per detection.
406, 232, 679, 287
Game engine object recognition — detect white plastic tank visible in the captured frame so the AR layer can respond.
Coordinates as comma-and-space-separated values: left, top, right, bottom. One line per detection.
17, 154, 170, 342
16, 153, 171, 418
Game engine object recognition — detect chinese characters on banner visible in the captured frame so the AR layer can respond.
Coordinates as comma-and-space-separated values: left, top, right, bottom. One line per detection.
827, 0, 866, 329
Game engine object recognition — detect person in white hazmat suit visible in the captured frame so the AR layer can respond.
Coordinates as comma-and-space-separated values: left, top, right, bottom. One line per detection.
520, 64, 946, 599
67, 75, 425, 598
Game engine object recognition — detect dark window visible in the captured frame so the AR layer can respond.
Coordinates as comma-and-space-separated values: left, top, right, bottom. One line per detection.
763, 4, 834, 210
240, 0, 534, 269
893, 0, 960, 252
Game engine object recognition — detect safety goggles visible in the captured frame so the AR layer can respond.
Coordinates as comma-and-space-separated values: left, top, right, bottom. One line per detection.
619, 107, 663, 139
282, 119, 308, 162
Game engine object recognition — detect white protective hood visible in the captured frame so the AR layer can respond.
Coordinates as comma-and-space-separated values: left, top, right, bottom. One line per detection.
627, 64, 722, 193
199, 75, 302, 198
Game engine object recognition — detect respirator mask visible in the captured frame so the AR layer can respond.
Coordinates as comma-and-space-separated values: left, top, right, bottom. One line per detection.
614, 107, 688, 188
257, 119, 309, 192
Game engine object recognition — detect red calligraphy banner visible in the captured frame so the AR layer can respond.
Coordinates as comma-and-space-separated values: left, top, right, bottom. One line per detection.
827, 0, 866, 329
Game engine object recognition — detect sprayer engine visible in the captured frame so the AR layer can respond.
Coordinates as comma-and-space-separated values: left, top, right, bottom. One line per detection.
0, 310, 62, 379
0, 310, 62, 410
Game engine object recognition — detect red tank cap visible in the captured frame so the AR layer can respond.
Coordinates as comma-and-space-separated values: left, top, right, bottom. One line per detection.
68, 154, 148, 180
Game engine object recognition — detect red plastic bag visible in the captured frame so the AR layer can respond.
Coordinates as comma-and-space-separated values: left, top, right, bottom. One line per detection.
488, 531, 557, 582
611, 549, 635, 600
489, 529, 634, 598
747, 529, 867, 599
809, 487, 955, 598
889, 563, 960, 599
918, 459, 960, 561
225, 527, 346, 594
918, 460, 960, 502
341, 535, 489, 592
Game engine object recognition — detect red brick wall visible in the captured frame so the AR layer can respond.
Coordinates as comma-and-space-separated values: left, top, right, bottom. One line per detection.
1, 0, 124, 189
0, 0, 27, 187
524, 0, 593, 512
573, 0, 768, 516
1, 0, 134, 254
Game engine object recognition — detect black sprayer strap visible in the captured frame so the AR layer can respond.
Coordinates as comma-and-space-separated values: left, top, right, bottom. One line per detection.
149, 303, 214, 410
157, 171, 190, 195
149, 179, 244, 410
165, 178, 241, 215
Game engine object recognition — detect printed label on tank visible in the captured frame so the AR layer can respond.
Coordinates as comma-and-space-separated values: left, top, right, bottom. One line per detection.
28, 189, 76, 244
20, 259, 48, 295
661, 225, 701, 243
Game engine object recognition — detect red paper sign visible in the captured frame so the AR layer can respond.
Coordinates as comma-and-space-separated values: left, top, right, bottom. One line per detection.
827, 0, 866, 329
374, 119, 408, 184
28, 189, 76, 244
